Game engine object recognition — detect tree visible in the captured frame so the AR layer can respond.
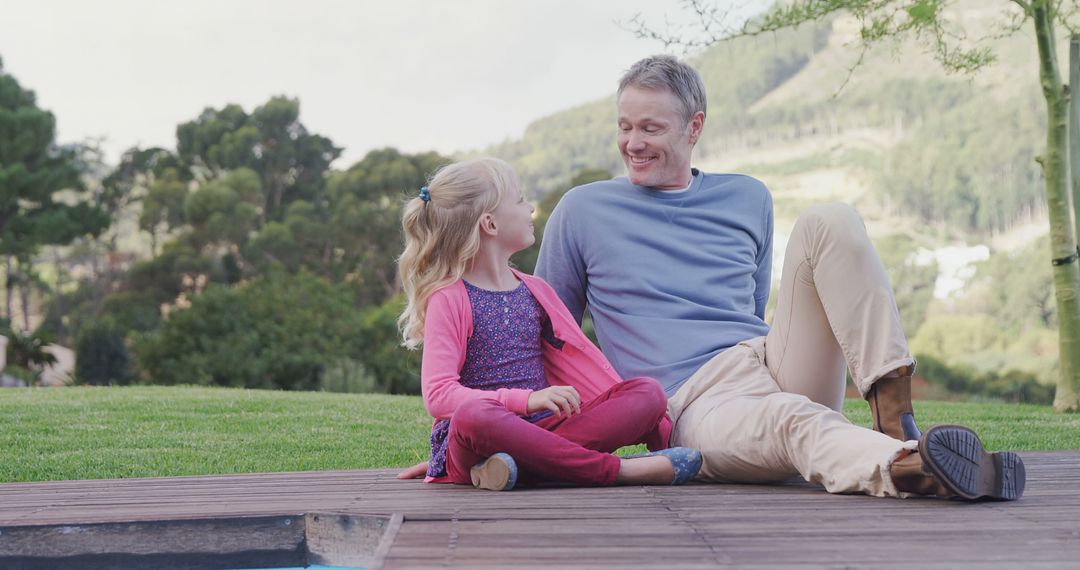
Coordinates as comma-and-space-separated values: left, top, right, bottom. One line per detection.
874, 234, 938, 338
138, 168, 189, 255
115, 97, 345, 289
105, 146, 190, 256
176, 97, 341, 224
634, 0, 1080, 412
184, 167, 261, 255
241, 147, 450, 306
318, 148, 448, 303
979, 235, 1056, 334
0, 58, 109, 326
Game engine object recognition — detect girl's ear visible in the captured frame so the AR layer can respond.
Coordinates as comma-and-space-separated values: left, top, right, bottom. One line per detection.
479, 213, 498, 236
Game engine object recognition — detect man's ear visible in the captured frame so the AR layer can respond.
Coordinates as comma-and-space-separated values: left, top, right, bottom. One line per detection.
479, 213, 498, 236
687, 111, 705, 145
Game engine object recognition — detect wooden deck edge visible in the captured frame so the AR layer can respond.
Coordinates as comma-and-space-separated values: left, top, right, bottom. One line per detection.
0, 511, 399, 569
368, 512, 405, 570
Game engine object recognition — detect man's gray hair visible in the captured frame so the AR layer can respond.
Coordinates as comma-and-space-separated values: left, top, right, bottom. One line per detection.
618, 55, 707, 124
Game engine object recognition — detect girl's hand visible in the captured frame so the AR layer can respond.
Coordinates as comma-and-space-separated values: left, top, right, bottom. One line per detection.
527, 386, 581, 417
396, 461, 429, 480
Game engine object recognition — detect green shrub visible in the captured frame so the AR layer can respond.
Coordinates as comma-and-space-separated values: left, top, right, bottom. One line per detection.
135, 271, 365, 391
910, 314, 1004, 360
74, 317, 133, 386
915, 354, 1053, 404
320, 358, 379, 393
3, 364, 35, 385
357, 297, 421, 395
101, 290, 164, 333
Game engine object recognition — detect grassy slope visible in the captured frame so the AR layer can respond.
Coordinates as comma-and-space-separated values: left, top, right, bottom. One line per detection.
1, 386, 1077, 483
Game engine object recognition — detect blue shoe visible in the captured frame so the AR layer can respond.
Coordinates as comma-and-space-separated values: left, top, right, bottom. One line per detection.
470, 452, 518, 491
626, 447, 703, 485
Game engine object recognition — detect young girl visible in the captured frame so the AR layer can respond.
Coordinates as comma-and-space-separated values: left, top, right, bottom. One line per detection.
398, 157, 702, 491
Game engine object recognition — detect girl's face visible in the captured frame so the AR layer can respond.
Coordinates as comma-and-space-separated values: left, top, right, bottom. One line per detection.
487, 183, 536, 254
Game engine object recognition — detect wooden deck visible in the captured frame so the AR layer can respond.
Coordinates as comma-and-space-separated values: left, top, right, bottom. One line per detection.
2, 451, 1079, 569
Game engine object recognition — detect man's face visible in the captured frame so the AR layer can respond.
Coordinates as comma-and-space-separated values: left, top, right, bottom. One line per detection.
617, 86, 703, 190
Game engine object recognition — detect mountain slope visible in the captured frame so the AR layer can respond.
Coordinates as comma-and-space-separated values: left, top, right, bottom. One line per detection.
487, 3, 1049, 243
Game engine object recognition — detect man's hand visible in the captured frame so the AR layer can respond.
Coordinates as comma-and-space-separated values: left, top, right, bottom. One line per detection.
526, 385, 581, 417
396, 461, 429, 479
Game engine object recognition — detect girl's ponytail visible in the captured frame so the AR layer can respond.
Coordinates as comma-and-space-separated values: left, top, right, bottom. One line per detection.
397, 158, 519, 348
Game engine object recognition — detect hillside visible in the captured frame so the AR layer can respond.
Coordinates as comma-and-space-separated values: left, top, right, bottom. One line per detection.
489, 3, 1049, 246
484, 3, 1061, 393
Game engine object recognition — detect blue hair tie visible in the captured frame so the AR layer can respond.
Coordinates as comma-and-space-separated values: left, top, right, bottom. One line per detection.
419, 186, 431, 203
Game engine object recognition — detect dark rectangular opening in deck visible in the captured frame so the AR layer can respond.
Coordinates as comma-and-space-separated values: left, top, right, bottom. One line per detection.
0, 512, 395, 570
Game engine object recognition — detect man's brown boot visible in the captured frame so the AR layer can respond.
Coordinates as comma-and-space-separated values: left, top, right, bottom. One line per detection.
866, 364, 921, 441
890, 425, 1026, 500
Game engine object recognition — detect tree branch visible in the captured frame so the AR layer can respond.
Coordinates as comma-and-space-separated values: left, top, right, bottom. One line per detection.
1056, 0, 1080, 33
1032, 0, 1064, 102
833, 43, 870, 97
629, 0, 1013, 90
989, 6, 1031, 40
1012, 0, 1033, 12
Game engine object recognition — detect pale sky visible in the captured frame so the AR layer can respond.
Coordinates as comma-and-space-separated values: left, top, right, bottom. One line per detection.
0, 0, 764, 167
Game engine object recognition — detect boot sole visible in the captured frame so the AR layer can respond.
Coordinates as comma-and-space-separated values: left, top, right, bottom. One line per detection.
470, 453, 517, 491
921, 425, 1026, 501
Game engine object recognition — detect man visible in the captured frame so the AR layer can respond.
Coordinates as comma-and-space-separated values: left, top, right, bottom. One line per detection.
530, 55, 1023, 500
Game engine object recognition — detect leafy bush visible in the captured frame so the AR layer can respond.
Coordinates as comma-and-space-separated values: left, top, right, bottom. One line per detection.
910, 314, 1004, 360
136, 271, 366, 390
320, 358, 379, 394
874, 234, 938, 338
101, 291, 165, 333
916, 354, 1054, 404
74, 317, 133, 386
2, 324, 57, 383
3, 364, 35, 385
355, 296, 421, 395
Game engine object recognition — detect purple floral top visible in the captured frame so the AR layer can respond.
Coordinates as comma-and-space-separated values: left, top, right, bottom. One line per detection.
427, 280, 551, 478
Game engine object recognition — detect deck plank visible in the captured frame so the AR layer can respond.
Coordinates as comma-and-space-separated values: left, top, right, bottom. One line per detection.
0, 451, 1078, 568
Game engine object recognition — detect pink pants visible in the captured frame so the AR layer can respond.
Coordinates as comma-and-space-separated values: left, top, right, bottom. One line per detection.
444, 377, 668, 487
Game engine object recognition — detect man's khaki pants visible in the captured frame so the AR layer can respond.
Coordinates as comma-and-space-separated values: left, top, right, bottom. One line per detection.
668, 203, 918, 497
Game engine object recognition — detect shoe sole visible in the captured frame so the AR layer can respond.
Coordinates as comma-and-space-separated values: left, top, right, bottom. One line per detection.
470, 453, 517, 491
921, 425, 1026, 501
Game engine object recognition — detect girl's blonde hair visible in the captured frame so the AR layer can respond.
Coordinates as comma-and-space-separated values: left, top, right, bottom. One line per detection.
398, 157, 520, 349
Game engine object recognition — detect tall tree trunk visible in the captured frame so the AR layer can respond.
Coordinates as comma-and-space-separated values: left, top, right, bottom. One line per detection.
90, 241, 103, 316
17, 255, 31, 332
19, 264, 30, 332
1033, 0, 1080, 412
53, 248, 66, 344
1070, 36, 1080, 241
4, 256, 12, 323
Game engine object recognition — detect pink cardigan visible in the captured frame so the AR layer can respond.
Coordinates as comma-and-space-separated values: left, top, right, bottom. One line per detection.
420, 269, 673, 441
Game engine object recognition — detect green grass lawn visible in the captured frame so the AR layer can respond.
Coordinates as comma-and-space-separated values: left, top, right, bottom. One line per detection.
1, 386, 1078, 483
